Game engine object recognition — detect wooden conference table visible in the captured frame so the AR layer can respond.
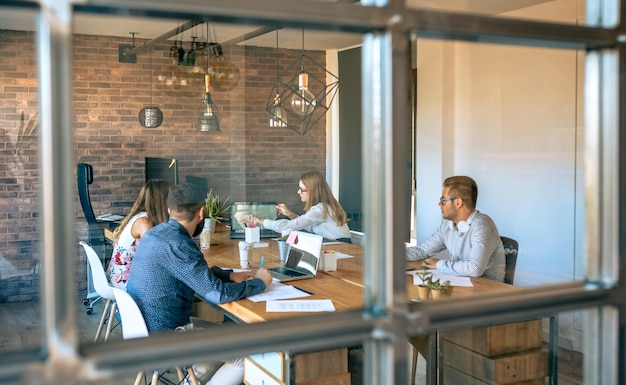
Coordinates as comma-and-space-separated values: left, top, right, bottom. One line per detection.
198, 227, 549, 385
105, 226, 549, 384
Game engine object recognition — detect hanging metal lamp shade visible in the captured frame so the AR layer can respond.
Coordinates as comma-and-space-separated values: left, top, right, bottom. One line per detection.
139, 47, 163, 128
197, 74, 220, 132
139, 106, 163, 128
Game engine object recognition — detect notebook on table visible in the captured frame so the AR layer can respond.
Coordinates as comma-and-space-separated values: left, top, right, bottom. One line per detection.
268, 231, 323, 282
229, 201, 280, 239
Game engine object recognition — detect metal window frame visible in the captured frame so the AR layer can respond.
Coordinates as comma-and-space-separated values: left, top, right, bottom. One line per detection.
0, 0, 624, 384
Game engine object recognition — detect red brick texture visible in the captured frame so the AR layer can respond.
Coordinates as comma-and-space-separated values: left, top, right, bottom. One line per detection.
0, 30, 328, 301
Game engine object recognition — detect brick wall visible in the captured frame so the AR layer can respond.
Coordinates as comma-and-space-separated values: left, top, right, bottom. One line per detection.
0, 30, 327, 302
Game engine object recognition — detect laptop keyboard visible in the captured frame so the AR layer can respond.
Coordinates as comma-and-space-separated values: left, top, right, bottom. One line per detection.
272, 267, 307, 277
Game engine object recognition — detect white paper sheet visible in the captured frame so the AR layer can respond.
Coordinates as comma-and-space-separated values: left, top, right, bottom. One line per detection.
247, 282, 312, 302
323, 251, 353, 260
266, 299, 336, 312
408, 269, 473, 287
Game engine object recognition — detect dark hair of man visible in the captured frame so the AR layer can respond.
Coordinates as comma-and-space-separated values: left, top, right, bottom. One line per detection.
167, 182, 205, 222
443, 176, 478, 210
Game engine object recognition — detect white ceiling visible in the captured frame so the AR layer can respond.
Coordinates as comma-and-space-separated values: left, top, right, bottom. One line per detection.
0, 0, 553, 52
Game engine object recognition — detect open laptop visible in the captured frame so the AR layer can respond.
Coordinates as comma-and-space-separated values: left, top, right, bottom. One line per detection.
229, 201, 280, 239
268, 231, 323, 282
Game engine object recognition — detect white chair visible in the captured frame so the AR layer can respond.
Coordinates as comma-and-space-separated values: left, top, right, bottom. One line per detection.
79, 241, 118, 342
111, 287, 199, 385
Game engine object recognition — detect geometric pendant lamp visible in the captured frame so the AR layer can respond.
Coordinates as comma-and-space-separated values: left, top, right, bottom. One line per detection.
266, 30, 339, 136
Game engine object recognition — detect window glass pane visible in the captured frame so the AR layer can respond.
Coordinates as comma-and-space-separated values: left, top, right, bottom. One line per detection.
406, 0, 590, 25
69, 8, 362, 346
412, 37, 585, 287
0, 5, 41, 352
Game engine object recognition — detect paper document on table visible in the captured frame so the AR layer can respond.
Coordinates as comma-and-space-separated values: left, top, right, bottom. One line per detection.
247, 282, 311, 302
324, 250, 353, 260
266, 299, 335, 312
409, 269, 473, 287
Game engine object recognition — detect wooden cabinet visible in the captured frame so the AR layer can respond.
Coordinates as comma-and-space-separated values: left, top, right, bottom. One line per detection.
442, 320, 548, 385
244, 348, 351, 385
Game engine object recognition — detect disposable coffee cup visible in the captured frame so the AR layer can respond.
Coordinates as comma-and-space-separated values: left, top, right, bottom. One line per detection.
238, 241, 252, 268
200, 231, 211, 251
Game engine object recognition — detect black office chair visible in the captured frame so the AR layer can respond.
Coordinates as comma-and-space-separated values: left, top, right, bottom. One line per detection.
500, 236, 519, 285
77, 162, 99, 225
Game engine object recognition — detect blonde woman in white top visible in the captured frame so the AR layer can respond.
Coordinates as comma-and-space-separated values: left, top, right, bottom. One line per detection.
240, 171, 352, 242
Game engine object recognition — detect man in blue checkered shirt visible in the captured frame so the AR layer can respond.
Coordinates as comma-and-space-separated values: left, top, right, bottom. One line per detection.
127, 182, 272, 333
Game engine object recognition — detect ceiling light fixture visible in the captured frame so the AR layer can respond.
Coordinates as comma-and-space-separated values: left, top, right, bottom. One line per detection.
267, 29, 287, 128
197, 22, 220, 132
269, 29, 339, 136
138, 47, 163, 128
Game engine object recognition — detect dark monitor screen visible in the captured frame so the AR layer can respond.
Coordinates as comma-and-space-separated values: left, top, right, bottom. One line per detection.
145, 157, 178, 185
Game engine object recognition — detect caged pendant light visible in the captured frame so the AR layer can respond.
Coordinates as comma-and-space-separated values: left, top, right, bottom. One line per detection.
269, 29, 338, 136
267, 29, 287, 128
138, 47, 163, 128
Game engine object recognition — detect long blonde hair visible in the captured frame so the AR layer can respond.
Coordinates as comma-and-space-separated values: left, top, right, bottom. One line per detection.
111, 179, 170, 242
300, 171, 348, 226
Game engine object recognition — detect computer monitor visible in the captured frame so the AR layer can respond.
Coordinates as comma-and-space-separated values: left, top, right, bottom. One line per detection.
145, 157, 178, 185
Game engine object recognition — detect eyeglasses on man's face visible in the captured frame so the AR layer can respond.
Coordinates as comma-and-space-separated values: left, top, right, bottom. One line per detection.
439, 196, 457, 204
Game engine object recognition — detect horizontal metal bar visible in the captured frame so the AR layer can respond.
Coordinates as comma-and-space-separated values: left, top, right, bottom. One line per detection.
76, 0, 618, 51
0, 348, 45, 384
79, 309, 376, 381
407, 281, 609, 334
408, 9, 618, 51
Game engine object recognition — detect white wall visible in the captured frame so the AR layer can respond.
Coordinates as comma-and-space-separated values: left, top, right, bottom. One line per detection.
414, 0, 585, 349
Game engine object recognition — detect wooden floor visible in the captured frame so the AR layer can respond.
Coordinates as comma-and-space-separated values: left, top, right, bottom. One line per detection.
1, 297, 584, 385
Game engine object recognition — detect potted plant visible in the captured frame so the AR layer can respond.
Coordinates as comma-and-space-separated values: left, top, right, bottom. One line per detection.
203, 189, 230, 233
415, 270, 433, 301
429, 278, 452, 299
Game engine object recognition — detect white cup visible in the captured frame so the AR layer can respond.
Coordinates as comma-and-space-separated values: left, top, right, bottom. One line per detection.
200, 231, 211, 251
238, 241, 252, 268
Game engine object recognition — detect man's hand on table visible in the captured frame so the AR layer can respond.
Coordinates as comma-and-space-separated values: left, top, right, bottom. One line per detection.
229, 269, 273, 289
255, 268, 273, 289
422, 257, 439, 269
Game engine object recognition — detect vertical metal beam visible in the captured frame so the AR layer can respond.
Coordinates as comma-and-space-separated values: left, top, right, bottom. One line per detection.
361, 4, 411, 383
37, 0, 79, 383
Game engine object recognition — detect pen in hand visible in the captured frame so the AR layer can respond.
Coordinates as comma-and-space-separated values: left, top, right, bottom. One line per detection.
260, 256, 265, 269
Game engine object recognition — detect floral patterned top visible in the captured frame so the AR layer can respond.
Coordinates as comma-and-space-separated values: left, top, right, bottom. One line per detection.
108, 212, 148, 289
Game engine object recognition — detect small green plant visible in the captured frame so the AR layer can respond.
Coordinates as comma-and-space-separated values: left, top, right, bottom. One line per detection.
429, 278, 451, 290
203, 189, 230, 222
415, 270, 433, 286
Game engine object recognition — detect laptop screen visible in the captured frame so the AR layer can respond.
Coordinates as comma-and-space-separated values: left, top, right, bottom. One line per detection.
284, 231, 323, 275
230, 202, 278, 232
